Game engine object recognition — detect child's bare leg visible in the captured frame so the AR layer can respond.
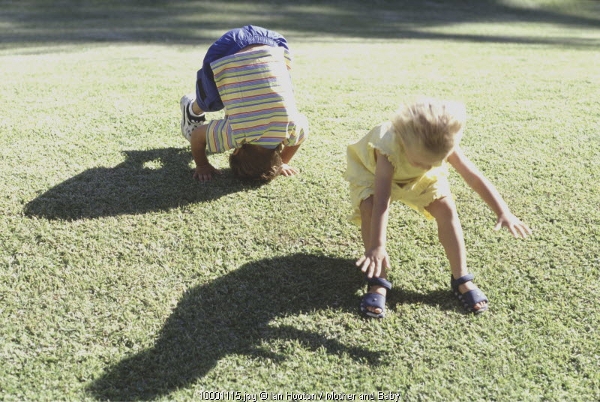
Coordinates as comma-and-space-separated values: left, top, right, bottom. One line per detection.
425, 196, 487, 311
359, 196, 388, 315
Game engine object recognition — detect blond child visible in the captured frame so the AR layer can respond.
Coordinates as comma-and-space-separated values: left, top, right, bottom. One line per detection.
345, 98, 531, 318
180, 26, 308, 182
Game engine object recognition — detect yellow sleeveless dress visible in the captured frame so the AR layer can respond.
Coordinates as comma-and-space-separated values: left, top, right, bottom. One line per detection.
344, 121, 452, 224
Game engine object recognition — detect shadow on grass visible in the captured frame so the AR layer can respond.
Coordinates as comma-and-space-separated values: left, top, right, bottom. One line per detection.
86, 253, 376, 400
388, 289, 458, 313
24, 147, 260, 220
1, 0, 598, 50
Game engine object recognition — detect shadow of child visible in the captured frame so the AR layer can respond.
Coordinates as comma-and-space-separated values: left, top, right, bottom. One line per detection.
24, 147, 260, 220
87, 253, 379, 401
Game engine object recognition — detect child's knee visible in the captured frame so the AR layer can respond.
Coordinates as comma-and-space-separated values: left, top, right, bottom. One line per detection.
426, 196, 457, 220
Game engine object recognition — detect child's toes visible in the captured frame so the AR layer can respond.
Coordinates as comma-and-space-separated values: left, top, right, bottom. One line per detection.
368, 306, 383, 315
474, 300, 488, 313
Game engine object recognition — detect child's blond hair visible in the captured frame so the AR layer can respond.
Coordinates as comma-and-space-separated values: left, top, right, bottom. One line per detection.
391, 98, 466, 158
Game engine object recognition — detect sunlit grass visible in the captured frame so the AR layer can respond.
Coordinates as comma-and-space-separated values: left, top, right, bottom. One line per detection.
1, 0, 599, 400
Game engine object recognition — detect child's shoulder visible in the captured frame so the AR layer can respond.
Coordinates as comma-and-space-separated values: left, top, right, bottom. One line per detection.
367, 120, 397, 143
365, 120, 393, 138
374, 120, 393, 131
352, 121, 402, 156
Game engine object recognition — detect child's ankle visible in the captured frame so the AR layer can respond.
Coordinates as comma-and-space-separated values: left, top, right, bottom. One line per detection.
368, 284, 388, 295
188, 103, 205, 120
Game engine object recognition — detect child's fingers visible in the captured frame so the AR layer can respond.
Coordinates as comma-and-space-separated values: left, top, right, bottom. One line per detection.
514, 223, 532, 238
505, 222, 527, 238
517, 221, 532, 236
364, 263, 375, 278
196, 175, 211, 182
503, 222, 521, 238
356, 254, 389, 278
194, 165, 221, 182
280, 165, 299, 177
372, 263, 381, 279
365, 260, 380, 279
356, 256, 373, 277
495, 217, 532, 238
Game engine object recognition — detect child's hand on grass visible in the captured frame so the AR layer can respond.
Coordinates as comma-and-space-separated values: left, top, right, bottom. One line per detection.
194, 163, 221, 182
494, 212, 532, 238
356, 246, 390, 279
280, 163, 299, 177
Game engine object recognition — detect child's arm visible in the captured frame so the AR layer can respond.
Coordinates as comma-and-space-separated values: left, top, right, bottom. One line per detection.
190, 126, 221, 182
280, 144, 301, 176
356, 150, 394, 278
448, 147, 531, 238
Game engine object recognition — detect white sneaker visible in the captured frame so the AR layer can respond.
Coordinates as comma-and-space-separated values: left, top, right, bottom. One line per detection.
180, 94, 206, 141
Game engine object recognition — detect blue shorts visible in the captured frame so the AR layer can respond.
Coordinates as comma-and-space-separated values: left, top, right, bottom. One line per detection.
195, 25, 289, 112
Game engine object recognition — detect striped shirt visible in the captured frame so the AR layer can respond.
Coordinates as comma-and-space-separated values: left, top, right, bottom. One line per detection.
205, 46, 308, 153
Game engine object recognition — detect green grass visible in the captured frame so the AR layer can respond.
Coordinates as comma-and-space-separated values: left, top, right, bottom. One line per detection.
1, 0, 599, 400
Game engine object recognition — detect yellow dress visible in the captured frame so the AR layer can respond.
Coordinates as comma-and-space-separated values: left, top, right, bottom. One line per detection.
344, 121, 452, 224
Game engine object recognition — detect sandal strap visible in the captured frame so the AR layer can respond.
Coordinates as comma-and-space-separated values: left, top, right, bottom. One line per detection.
367, 277, 392, 291
451, 273, 475, 288
461, 288, 489, 307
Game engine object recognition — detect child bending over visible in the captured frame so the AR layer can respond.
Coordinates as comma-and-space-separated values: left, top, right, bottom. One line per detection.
180, 25, 308, 182
345, 98, 531, 318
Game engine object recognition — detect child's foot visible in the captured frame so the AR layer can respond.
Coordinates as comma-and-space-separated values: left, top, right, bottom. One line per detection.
360, 278, 392, 318
450, 274, 489, 314
457, 281, 487, 311
364, 284, 387, 315
180, 94, 206, 141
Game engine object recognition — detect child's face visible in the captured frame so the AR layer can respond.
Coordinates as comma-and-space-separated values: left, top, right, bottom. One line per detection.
405, 145, 447, 170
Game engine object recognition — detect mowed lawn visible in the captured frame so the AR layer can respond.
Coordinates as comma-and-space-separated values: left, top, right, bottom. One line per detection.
1, 0, 599, 400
